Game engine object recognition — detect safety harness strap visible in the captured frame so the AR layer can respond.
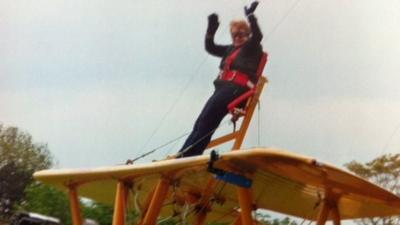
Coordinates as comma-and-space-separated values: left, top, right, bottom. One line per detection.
228, 52, 268, 129
219, 48, 255, 89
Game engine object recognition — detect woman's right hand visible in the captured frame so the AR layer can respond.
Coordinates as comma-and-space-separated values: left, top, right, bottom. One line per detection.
207, 13, 219, 35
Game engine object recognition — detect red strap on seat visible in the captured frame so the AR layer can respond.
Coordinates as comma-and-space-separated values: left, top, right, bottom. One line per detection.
255, 52, 268, 79
228, 89, 255, 112
227, 52, 268, 113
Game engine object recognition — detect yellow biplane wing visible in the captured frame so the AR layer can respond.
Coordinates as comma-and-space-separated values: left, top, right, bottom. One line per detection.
34, 148, 400, 224
33, 77, 400, 225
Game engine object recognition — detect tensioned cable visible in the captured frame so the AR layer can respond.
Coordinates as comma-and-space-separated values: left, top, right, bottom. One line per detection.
164, 136, 184, 158
256, 171, 323, 196
130, 119, 230, 162
176, 120, 231, 158
136, 56, 210, 159
254, 171, 324, 221
128, 131, 190, 163
190, 180, 224, 218
257, 101, 261, 146
380, 121, 400, 155
253, 0, 303, 146
253, 172, 323, 219
264, 0, 303, 42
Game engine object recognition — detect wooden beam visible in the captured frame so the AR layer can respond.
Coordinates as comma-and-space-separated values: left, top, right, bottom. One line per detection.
331, 204, 341, 225
233, 77, 266, 151
232, 216, 243, 225
206, 76, 267, 151
68, 185, 83, 225
316, 200, 330, 225
207, 131, 239, 149
237, 187, 254, 225
112, 181, 128, 225
195, 211, 208, 225
141, 178, 170, 225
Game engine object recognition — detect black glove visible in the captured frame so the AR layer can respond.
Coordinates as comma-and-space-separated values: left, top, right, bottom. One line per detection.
207, 13, 219, 35
244, 1, 259, 16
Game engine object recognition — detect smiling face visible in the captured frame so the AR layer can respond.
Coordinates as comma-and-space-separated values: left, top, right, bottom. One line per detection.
230, 20, 251, 47
231, 28, 250, 47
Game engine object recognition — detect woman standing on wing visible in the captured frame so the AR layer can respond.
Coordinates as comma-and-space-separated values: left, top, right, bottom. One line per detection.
178, 1, 265, 157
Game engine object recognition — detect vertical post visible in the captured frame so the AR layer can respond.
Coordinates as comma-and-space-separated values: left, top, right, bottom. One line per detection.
237, 187, 254, 225
232, 216, 243, 225
232, 77, 266, 151
113, 181, 128, 225
316, 200, 330, 225
232, 78, 266, 225
331, 205, 341, 225
141, 178, 170, 225
195, 211, 208, 225
68, 185, 83, 225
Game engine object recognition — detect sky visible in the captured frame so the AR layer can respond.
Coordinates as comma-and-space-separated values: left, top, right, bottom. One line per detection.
1, 0, 400, 171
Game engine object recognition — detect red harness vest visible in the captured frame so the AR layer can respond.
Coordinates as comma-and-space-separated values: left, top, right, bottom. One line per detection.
219, 48, 255, 88
226, 49, 268, 116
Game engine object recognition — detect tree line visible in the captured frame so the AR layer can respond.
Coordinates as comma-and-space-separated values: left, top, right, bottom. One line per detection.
0, 124, 398, 225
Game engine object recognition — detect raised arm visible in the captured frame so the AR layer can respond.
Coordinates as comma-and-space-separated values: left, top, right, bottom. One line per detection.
244, 1, 263, 45
205, 13, 229, 57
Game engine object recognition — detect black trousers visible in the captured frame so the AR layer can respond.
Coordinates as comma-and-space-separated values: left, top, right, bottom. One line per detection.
178, 84, 246, 157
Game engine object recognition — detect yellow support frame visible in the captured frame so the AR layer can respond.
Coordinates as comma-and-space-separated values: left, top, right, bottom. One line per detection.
196, 76, 267, 225
233, 216, 243, 225
138, 77, 267, 225
68, 185, 83, 225
316, 190, 342, 225
140, 177, 171, 225
112, 181, 130, 225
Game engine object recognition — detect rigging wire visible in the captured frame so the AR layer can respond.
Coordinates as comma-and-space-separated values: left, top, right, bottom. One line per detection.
264, 0, 303, 42
130, 119, 230, 162
138, 55, 210, 155
193, 180, 224, 218
164, 137, 183, 158
380, 121, 400, 155
176, 120, 231, 158
128, 131, 190, 163
254, 171, 324, 223
257, 101, 261, 146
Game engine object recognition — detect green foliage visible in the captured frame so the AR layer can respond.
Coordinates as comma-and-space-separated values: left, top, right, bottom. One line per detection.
21, 182, 117, 225
0, 124, 53, 219
257, 214, 298, 225
270, 217, 298, 225
207, 222, 229, 225
157, 218, 180, 225
345, 154, 400, 225
82, 202, 114, 225
21, 182, 71, 225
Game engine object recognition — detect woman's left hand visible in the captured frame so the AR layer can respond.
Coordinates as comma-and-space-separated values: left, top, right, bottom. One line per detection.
244, 1, 259, 16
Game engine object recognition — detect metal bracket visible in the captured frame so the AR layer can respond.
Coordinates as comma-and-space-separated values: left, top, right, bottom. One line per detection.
207, 150, 252, 188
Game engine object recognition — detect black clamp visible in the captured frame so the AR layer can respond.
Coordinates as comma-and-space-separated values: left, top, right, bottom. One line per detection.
207, 150, 252, 188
